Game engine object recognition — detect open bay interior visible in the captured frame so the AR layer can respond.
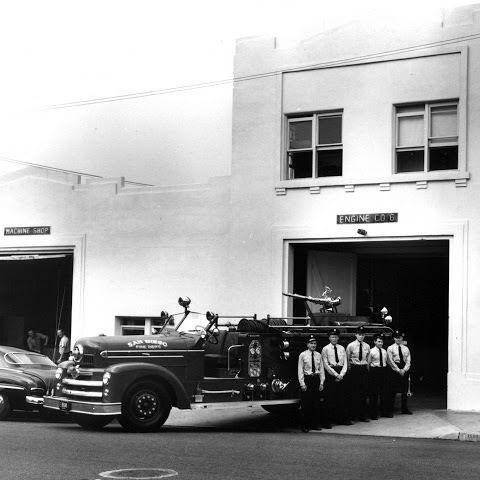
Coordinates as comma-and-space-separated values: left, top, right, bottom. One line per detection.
291, 240, 449, 408
0, 251, 73, 360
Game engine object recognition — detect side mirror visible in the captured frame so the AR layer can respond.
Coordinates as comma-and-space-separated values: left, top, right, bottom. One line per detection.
212, 327, 220, 337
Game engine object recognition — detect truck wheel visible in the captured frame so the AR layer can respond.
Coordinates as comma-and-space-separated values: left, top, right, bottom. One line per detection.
74, 415, 115, 430
262, 404, 299, 416
119, 381, 171, 432
0, 393, 11, 420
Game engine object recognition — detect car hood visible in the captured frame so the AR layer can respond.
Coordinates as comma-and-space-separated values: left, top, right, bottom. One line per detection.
75, 332, 189, 355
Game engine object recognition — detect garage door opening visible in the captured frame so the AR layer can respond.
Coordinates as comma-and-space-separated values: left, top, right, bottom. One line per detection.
291, 240, 449, 409
0, 251, 73, 362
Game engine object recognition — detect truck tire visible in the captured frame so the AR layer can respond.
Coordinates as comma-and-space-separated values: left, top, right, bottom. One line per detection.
118, 380, 172, 432
0, 392, 11, 420
262, 404, 299, 416
74, 414, 115, 430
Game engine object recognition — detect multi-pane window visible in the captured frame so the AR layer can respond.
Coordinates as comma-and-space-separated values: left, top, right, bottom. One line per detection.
286, 112, 343, 179
395, 101, 458, 173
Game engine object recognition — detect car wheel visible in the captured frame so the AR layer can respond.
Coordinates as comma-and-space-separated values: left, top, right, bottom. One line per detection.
119, 381, 171, 433
74, 414, 115, 430
0, 392, 11, 420
262, 404, 299, 416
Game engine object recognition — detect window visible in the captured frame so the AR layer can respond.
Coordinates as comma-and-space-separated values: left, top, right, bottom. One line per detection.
395, 101, 458, 173
116, 316, 166, 335
286, 111, 343, 179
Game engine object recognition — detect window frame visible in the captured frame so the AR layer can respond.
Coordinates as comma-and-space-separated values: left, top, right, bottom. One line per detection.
285, 110, 343, 180
394, 100, 459, 173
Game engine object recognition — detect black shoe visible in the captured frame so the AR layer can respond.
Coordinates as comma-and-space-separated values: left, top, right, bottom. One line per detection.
301, 427, 310, 433
401, 409, 413, 415
370, 416, 379, 420
358, 417, 370, 422
342, 420, 354, 426
322, 424, 332, 429
383, 413, 393, 418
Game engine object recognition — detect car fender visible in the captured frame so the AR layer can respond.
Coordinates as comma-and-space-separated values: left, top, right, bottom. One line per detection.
107, 363, 190, 408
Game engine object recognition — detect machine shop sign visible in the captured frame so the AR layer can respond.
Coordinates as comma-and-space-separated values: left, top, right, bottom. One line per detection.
337, 213, 398, 224
4, 226, 51, 236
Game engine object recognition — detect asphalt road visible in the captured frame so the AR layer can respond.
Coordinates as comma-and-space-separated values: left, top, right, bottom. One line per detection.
1, 410, 480, 480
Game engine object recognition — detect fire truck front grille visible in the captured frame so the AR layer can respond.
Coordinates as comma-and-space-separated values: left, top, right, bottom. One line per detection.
61, 370, 104, 401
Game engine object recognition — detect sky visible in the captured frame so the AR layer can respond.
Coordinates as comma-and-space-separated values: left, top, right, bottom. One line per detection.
0, 0, 476, 184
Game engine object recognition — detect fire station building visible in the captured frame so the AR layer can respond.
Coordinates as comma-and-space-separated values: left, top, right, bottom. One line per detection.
0, 6, 480, 411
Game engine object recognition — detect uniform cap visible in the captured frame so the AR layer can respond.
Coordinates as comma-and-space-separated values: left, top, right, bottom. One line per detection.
355, 326, 366, 334
373, 333, 384, 341
393, 330, 404, 338
307, 335, 317, 344
329, 328, 340, 337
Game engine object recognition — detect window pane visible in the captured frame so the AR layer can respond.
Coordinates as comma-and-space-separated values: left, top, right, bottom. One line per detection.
396, 150, 424, 172
288, 151, 312, 178
289, 121, 312, 149
398, 115, 424, 147
318, 116, 342, 144
431, 107, 457, 138
317, 150, 342, 177
429, 146, 458, 170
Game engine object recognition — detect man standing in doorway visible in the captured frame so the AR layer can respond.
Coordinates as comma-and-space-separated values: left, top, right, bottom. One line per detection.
298, 335, 325, 432
386, 330, 413, 416
26, 330, 49, 354
322, 328, 352, 426
346, 326, 370, 422
56, 329, 70, 364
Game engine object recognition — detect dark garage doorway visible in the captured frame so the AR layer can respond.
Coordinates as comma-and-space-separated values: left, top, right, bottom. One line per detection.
0, 251, 73, 361
292, 240, 449, 408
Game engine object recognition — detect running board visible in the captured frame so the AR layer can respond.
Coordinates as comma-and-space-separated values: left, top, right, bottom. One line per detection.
190, 398, 299, 410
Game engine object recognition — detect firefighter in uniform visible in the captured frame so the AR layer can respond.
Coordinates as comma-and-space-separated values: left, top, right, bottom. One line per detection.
321, 328, 352, 426
386, 330, 412, 416
367, 334, 388, 420
346, 326, 370, 422
298, 335, 325, 432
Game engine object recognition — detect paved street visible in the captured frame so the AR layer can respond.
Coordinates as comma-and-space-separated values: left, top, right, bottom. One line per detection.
1, 409, 480, 480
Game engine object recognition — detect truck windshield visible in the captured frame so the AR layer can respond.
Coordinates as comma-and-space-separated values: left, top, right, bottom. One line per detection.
175, 312, 210, 334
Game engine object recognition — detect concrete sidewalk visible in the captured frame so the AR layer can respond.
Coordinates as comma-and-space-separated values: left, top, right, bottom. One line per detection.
165, 405, 480, 442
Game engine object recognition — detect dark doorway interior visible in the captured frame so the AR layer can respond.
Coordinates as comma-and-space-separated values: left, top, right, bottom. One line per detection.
292, 240, 449, 406
0, 252, 73, 361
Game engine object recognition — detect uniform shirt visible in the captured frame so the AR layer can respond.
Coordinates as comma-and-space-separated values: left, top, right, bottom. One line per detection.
367, 346, 387, 367
58, 335, 70, 356
346, 340, 370, 366
298, 349, 325, 388
387, 343, 411, 373
321, 343, 348, 377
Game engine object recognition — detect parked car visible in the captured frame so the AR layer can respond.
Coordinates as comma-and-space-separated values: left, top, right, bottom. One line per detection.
0, 345, 57, 420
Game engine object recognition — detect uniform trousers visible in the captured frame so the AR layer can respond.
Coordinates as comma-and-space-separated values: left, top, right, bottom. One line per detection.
385, 366, 410, 414
348, 365, 369, 420
300, 374, 322, 429
324, 366, 349, 424
368, 366, 387, 418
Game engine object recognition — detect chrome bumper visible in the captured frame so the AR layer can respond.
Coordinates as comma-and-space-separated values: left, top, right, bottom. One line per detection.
43, 395, 121, 416
26, 395, 44, 406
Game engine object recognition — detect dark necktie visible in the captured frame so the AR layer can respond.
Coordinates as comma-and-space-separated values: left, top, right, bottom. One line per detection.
379, 348, 383, 367
398, 345, 404, 363
334, 345, 339, 364
311, 351, 316, 373
358, 341, 363, 361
